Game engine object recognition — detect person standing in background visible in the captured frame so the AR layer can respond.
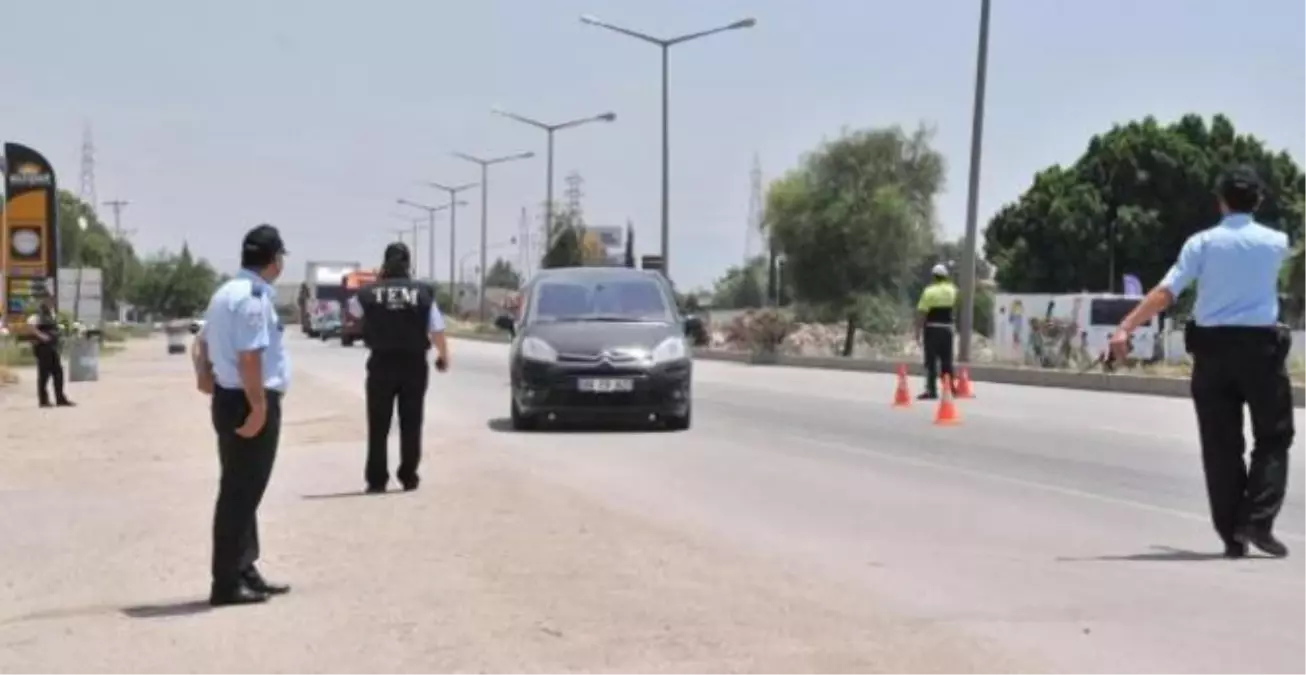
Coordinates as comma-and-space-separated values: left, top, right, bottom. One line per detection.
27, 298, 74, 408
914, 264, 959, 400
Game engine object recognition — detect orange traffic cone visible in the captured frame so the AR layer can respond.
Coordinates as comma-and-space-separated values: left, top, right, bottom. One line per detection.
934, 375, 961, 426
893, 364, 912, 407
955, 367, 974, 398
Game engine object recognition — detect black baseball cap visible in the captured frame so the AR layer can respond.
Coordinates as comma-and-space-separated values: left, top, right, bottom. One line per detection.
242, 224, 288, 258
383, 241, 411, 264
1215, 165, 1264, 199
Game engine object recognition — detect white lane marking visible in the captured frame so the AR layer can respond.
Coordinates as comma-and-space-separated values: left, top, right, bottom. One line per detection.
775, 431, 1306, 542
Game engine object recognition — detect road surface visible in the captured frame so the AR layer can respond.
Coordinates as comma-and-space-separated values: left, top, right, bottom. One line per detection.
0, 333, 1301, 673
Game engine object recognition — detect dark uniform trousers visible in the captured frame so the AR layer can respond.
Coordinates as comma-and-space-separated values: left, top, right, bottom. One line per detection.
923, 325, 956, 396
34, 341, 68, 405
211, 387, 282, 590
365, 351, 429, 487
1189, 325, 1295, 543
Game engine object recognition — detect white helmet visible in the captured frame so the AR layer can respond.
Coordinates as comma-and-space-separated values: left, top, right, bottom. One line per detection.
931, 263, 949, 277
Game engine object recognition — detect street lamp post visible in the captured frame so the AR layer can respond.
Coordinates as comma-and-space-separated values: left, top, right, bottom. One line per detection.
956, 0, 992, 364
452, 151, 534, 322
396, 199, 466, 279
580, 14, 755, 283
72, 216, 89, 323
489, 107, 616, 238
425, 181, 478, 295
387, 214, 428, 273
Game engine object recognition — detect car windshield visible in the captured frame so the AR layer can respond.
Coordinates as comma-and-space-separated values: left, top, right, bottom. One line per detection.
530, 278, 673, 323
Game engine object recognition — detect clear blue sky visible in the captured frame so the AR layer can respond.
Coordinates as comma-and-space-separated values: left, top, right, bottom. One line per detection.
6, 0, 1304, 290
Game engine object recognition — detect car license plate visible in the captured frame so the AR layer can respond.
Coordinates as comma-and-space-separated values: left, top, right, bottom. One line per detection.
578, 377, 634, 393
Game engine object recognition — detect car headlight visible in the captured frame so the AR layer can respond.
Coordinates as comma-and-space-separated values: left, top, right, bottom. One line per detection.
650, 336, 689, 364
520, 336, 558, 363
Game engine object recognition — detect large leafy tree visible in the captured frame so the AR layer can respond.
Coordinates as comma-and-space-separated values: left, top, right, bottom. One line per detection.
985, 114, 1305, 302
763, 124, 946, 352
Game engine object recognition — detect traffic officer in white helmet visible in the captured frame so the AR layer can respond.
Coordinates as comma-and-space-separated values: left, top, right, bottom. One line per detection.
914, 263, 959, 399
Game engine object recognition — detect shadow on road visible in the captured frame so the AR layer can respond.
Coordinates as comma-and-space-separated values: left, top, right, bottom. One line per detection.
120, 599, 212, 619
485, 417, 666, 434
301, 490, 391, 500
1057, 545, 1241, 562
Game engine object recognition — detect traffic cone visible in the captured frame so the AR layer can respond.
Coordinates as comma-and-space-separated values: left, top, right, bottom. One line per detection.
955, 367, 974, 398
893, 364, 912, 407
934, 375, 961, 426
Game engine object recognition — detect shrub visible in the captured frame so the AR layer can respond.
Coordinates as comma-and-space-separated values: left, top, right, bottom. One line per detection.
725, 308, 794, 354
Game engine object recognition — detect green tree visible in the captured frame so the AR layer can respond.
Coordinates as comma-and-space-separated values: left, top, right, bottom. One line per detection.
763, 124, 946, 352
541, 209, 584, 269
711, 256, 767, 309
985, 114, 1305, 297
56, 190, 142, 313
126, 243, 220, 319
485, 258, 522, 289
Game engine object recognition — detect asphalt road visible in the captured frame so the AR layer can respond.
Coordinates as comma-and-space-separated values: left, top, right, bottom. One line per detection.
296, 333, 1306, 673
1, 333, 1301, 673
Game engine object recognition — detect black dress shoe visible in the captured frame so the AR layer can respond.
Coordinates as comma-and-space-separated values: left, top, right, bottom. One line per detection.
366, 484, 387, 494
209, 584, 269, 607
56, 399, 75, 407
1237, 528, 1289, 558
1223, 541, 1247, 559
242, 568, 291, 595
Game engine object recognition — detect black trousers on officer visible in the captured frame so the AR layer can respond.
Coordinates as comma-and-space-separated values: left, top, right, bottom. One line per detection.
922, 325, 956, 396
365, 352, 429, 488
211, 387, 282, 591
34, 342, 68, 406
1189, 326, 1295, 545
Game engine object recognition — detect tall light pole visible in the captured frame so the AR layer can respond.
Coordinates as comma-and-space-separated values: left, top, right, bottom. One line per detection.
489, 107, 616, 238
580, 14, 756, 282
396, 199, 466, 278
388, 214, 428, 272
102, 199, 133, 318
956, 0, 992, 364
452, 151, 534, 322
425, 180, 478, 294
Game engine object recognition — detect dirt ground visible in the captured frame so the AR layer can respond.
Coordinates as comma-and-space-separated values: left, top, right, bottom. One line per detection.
0, 336, 1019, 673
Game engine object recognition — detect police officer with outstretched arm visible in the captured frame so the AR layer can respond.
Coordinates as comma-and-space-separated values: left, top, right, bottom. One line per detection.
349, 242, 448, 494
914, 264, 959, 400
193, 224, 293, 605
1110, 166, 1294, 559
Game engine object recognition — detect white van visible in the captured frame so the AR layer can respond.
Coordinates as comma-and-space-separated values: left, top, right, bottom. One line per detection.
993, 293, 1159, 366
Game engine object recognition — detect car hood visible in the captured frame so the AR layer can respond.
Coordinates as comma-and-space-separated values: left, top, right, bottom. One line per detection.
525, 321, 678, 356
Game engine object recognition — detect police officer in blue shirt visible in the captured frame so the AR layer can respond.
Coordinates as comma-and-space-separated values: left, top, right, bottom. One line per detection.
193, 224, 293, 605
1110, 166, 1294, 559
349, 242, 448, 494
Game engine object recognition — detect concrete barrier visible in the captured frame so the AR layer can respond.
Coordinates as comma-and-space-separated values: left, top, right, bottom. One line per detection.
446, 331, 1306, 407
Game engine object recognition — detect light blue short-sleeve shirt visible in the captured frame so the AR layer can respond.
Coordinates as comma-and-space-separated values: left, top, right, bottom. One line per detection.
201, 269, 290, 392
1159, 213, 1290, 327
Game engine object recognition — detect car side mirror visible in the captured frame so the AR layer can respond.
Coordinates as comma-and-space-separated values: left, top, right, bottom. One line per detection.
494, 315, 515, 336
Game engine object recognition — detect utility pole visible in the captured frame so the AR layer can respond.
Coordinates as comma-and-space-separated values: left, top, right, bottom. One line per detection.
425, 181, 478, 293
102, 199, 132, 318
956, 0, 992, 363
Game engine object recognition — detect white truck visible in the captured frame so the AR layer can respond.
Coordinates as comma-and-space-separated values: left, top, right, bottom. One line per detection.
298, 260, 361, 338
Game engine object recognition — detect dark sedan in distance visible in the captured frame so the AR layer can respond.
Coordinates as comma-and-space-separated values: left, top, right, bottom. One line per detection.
494, 267, 701, 431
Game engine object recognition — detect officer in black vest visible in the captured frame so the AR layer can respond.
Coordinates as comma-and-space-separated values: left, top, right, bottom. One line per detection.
26, 299, 74, 408
350, 242, 449, 493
